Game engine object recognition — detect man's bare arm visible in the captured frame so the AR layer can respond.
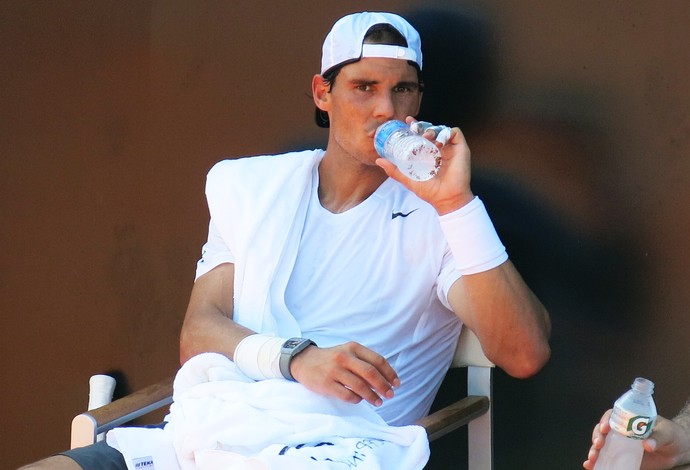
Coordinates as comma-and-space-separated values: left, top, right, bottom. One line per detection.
178, 262, 399, 407
179, 263, 253, 364
378, 121, 551, 378
447, 260, 551, 378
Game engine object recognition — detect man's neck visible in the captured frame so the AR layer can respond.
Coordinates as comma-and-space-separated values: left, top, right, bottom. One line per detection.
317, 152, 388, 214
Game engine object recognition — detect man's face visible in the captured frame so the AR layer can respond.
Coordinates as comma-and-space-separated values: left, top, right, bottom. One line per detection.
323, 57, 422, 165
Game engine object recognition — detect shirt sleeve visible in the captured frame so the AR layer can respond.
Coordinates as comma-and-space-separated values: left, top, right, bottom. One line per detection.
195, 220, 235, 281
436, 244, 462, 311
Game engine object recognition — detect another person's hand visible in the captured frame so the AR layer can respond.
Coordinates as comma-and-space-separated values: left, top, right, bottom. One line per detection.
289, 342, 400, 407
584, 409, 690, 470
583, 409, 613, 470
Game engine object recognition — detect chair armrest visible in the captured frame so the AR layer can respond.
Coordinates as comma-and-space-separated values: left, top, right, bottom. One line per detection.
71, 376, 174, 449
416, 395, 490, 441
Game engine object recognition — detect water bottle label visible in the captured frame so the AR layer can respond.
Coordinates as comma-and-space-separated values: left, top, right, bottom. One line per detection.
374, 120, 408, 157
609, 408, 655, 439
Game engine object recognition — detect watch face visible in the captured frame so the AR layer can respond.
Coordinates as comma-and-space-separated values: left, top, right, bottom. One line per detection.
285, 339, 302, 349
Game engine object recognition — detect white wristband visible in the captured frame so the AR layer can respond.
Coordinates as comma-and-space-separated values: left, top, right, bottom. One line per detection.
439, 196, 508, 275
233, 334, 285, 380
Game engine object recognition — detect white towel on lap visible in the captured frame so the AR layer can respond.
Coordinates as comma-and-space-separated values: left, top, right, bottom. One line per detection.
108, 352, 429, 469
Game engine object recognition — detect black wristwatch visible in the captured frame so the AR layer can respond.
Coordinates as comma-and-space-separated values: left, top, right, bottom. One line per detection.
279, 337, 316, 381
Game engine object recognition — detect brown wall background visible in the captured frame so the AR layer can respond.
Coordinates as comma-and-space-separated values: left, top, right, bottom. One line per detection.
2, 1, 689, 468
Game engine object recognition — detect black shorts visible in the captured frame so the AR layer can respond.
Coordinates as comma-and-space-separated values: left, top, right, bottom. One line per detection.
59, 440, 127, 470
59, 423, 166, 470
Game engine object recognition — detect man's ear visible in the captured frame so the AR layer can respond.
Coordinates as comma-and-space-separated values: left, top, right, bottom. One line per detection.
312, 74, 330, 111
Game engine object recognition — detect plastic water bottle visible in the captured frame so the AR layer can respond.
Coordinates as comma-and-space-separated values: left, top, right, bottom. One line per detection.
594, 377, 657, 470
374, 120, 441, 181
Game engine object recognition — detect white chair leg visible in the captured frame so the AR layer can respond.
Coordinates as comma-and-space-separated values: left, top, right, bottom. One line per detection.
468, 366, 493, 469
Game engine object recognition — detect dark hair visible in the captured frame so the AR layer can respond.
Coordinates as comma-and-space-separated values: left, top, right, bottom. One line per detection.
315, 23, 423, 128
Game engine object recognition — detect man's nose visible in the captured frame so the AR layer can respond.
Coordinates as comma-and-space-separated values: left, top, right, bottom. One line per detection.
372, 92, 396, 120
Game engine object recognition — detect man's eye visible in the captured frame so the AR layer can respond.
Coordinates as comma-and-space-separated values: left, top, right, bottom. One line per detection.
356, 85, 373, 92
394, 86, 413, 93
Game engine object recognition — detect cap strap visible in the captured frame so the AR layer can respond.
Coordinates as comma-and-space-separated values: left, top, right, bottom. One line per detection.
361, 44, 417, 63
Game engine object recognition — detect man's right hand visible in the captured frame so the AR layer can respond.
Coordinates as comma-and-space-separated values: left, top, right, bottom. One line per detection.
289, 342, 400, 407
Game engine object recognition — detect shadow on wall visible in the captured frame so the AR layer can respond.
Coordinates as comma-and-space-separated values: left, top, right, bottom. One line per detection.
404, 7, 646, 469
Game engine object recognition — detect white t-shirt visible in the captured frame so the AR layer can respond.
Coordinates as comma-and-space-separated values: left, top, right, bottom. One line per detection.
283, 166, 461, 425
197, 154, 462, 426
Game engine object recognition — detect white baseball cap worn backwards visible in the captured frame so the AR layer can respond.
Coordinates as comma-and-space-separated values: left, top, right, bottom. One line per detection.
320, 11, 423, 76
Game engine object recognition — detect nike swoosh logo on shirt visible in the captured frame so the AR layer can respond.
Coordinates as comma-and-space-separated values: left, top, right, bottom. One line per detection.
391, 209, 419, 219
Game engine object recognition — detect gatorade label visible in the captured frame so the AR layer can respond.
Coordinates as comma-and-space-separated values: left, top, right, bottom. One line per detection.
609, 407, 655, 439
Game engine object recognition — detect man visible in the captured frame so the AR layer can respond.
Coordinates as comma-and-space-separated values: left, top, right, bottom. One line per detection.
584, 403, 690, 469
21, 11, 550, 469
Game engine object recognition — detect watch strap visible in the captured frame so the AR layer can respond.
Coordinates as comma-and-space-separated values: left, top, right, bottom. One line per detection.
279, 337, 316, 381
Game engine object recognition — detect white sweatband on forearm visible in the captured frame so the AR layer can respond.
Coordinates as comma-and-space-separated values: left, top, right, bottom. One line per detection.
233, 334, 285, 381
439, 196, 508, 275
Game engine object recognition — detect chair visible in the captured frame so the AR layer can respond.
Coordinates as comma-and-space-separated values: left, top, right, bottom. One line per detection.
71, 327, 494, 469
